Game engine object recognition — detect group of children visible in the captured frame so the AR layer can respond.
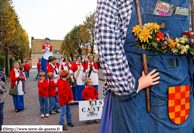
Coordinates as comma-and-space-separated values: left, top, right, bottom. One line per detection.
38, 67, 99, 130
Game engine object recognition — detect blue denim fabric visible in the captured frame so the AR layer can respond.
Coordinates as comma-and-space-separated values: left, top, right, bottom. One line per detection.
58, 104, 72, 125
25, 70, 29, 78
39, 96, 49, 114
35, 69, 41, 80
110, 0, 194, 133
49, 97, 55, 112
23, 81, 25, 93
0, 102, 4, 125
41, 57, 48, 75
55, 92, 60, 111
99, 91, 112, 133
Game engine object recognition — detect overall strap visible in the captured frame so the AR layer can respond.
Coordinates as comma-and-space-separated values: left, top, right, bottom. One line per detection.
75, 64, 82, 80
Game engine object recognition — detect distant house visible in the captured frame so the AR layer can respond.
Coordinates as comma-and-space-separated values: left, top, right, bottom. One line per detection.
31, 37, 63, 68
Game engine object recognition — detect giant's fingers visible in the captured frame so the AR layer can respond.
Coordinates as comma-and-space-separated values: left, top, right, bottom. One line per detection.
142, 71, 145, 76
151, 72, 159, 78
152, 81, 160, 85
152, 77, 160, 82
148, 69, 156, 76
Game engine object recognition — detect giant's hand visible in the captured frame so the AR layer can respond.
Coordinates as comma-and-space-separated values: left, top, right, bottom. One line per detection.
137, 69, 160, 92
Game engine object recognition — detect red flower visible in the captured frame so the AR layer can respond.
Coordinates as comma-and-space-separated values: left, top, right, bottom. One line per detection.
156, 32, 165, 38
154, 37, 160, 43
183, 31, 189, 36
189, 33, 193, 38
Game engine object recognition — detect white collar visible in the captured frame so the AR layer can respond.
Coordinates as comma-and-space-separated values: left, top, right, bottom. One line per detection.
89, 62, 94, 65
76, 62, 81, 65
14, 68, 19, 73
49, 62, 56, 67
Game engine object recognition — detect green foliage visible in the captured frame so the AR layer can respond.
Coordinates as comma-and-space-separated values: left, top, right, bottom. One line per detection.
0, 54, 5, 69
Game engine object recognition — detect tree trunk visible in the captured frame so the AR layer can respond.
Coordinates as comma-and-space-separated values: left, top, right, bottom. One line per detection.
5, 47, 10, 76
70, 53, 74, 62
78, 47, 82, 55
21, 58, 23, 64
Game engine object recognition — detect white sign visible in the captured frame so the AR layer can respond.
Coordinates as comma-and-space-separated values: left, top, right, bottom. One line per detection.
79, 99, 104, 121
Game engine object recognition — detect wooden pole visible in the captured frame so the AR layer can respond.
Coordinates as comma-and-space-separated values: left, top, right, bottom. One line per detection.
135, 0, 151, 113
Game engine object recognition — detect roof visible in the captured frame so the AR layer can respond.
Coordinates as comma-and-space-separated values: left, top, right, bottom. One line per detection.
31, 38, 63, 54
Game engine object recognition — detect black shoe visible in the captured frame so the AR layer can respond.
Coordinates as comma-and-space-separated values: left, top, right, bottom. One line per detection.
86, 120, 91, 124
49, 111, 56, 114
94, 119, 100, 123
67, 122, 74, 127
63, 125, 68, 130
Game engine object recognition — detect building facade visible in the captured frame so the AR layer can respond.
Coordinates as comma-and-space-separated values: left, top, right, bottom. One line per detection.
31, 37, 63, 68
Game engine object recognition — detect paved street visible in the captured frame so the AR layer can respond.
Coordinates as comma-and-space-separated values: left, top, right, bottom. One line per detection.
3, 69, 105, 133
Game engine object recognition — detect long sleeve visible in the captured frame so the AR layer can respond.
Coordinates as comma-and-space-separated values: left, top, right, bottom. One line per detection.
95, 0, 139, 96
0, 82, 7, 93
42, 45, 46, 52
10, 70, 19, 82
92, 63, 99, 73
93, 88, 99, 100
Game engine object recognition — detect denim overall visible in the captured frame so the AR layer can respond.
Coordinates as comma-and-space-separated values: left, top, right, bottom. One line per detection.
111, 0, 194, 133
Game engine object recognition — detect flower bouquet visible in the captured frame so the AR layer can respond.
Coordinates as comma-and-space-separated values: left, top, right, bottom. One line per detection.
132, 23, 194, 55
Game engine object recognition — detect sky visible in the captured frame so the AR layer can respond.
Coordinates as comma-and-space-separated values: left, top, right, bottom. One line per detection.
12, 0, 97, 47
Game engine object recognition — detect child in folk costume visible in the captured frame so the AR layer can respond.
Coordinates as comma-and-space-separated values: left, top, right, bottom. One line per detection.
38, 72, 49, 118
10, 61, 25, 112
70, 55, 86, 101
47, 72, 58, 114
41, 38, 53, 75
85, 54, 99, 93
47, 56, 60, 113
82, 78, 99, 124
58, 70, 74, 130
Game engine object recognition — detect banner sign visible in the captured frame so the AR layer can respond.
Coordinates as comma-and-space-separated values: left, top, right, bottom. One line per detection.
79, 99, 104, 121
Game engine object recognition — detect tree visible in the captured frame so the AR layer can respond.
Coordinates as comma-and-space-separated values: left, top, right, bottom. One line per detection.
0, 0, 16, 75
61, 33, 77, 61
83, 12, 96, 54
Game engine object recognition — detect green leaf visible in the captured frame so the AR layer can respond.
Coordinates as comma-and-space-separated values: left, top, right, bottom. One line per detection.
152, 42, 158, 48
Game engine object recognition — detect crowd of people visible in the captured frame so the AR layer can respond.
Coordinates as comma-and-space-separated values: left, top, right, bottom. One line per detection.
0, 38, 100, 131
36, 54, 99, 130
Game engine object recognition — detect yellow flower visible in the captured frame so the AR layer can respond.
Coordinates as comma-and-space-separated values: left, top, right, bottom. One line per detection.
185, 45, 189, 49
139, 28, 152, 43
171, 48, 178, 53
175, 38, 179, 43
176, 43, 180, 48
167, 39, 176, 48
143, 23, 152, 30
150, 23, 160, 32
179, 37, 185, 44
180, 45, 187, 54
132, 25, 141, 36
